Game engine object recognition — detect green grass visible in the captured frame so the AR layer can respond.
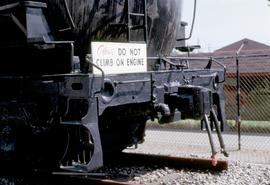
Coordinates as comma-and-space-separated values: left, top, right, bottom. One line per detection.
146, 119, 270, 133
147, 119, 202, 130
227, 120, 270, 132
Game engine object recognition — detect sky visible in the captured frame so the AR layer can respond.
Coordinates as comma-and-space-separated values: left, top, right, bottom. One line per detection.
182, 0, 270, 52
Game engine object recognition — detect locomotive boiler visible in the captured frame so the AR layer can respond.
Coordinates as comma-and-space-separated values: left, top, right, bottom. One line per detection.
0, 0, 228, 172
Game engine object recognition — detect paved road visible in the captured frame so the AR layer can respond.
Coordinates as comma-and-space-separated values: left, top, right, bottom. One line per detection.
125, 129, 270, 165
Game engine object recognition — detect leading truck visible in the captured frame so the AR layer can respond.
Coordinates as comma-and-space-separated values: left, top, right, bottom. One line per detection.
0, 0, 228, 172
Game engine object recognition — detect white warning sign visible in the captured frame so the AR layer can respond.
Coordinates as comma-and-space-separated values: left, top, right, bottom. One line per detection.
91, 42, 147, 74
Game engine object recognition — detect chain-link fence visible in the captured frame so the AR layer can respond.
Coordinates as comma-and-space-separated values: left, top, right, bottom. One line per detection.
223, 54, 270, 133
226, 73, 270, 132
132, 54, 270, 164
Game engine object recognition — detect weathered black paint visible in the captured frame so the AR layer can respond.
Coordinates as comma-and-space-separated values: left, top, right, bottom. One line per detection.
45, 0, 182, 57
0, 0, 228, 173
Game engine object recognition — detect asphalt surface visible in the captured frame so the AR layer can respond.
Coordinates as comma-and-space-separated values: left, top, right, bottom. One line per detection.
125, 129, 270, 165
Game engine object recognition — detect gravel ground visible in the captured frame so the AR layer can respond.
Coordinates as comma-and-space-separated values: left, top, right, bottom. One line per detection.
119, 129, 270, 184
93, 160, 270, 185
128, 161, 270, 185
0, 160, 269, 185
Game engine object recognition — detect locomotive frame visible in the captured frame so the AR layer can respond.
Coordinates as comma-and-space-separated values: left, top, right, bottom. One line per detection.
0, 1, 228, 173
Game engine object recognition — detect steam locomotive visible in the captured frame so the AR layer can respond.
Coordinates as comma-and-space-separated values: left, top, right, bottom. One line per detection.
0, 0, 227, 172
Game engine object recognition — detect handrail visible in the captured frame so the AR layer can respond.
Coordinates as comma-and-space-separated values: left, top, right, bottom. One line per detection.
148, 56, 227, 83
176, 0, 197, 41
86, 55, 105, 92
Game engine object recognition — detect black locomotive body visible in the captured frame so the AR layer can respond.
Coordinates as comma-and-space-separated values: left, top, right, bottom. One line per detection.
0, 0, 227, 172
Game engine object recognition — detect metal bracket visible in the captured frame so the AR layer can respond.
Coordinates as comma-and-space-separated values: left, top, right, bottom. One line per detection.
61, 98, 103, 172
80, 98, 103, 171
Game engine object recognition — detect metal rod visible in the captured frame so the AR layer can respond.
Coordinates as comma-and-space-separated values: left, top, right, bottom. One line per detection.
177, 0, 197, 41
129, 12, 144, 16
114, 79, 151, 85
143, 0, 148, 43
215, 54, 270, 60
236, 42, 245, 150
86, 55, 105, 91
0, 2, 20, 11
10, 13, 27, 36
236, 55, 241, 150
63, 0, 75, 29
148, 56, 212, 60
203, 114, 217, 156
211, 108, 229, 157
126, 0, 131, 41
147, 54, 270, 61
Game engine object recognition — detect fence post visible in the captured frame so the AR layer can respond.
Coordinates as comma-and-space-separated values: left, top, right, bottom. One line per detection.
236, 55, 241, 150
236, 42, 246, 150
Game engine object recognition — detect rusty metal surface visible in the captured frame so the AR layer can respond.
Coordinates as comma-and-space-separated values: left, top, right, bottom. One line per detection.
117, 152, 228, 171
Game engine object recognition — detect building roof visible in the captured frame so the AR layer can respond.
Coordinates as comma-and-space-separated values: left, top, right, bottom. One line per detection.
214, 38, 270, 53
176, 38, 270, 75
